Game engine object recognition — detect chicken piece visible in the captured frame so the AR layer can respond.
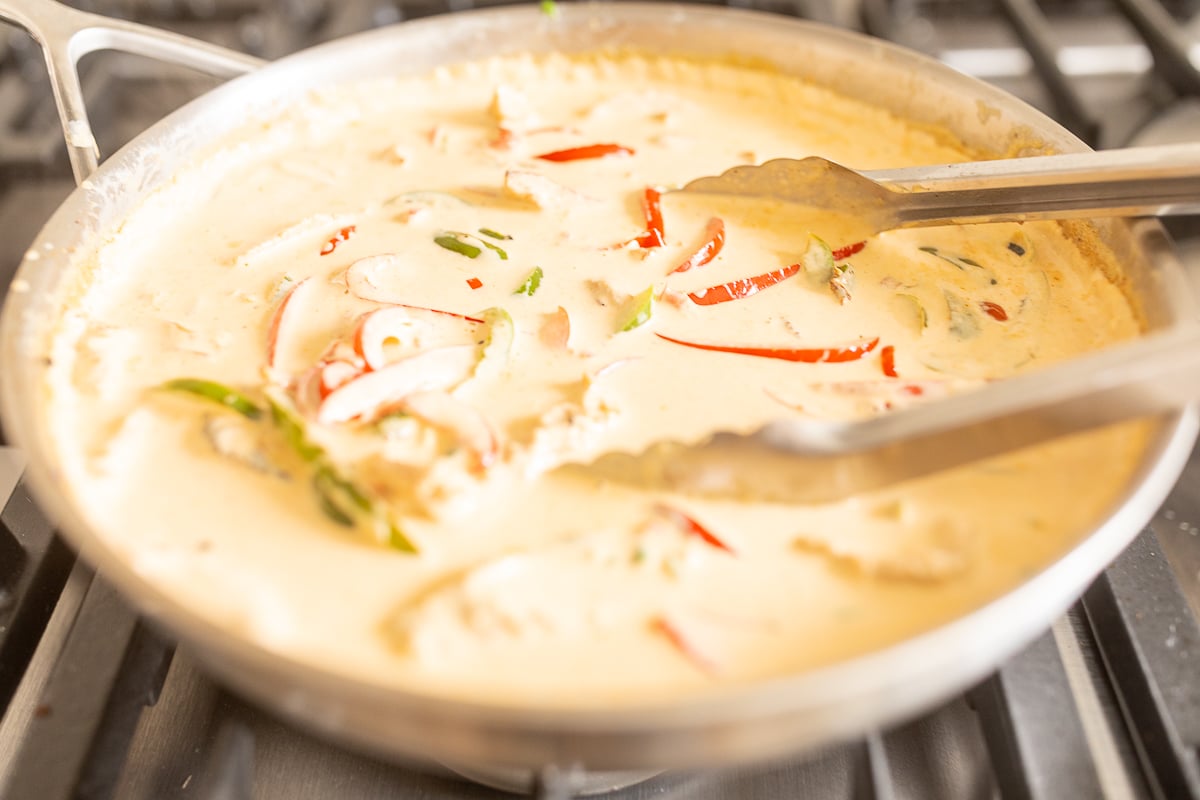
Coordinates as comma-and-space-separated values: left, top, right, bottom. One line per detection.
503, 170, 588, 210
488, 85, 539, 129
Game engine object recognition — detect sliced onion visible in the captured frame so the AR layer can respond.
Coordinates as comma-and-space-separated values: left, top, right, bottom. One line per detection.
353, 308, 428, 371
591, 357, 641, 379
319, 360, 360, 399
503, 170, 587, 209
266, 277, 315, 373
319, 339, 363, 368
345, 254, 402, 303
352, 306, 483, 371
318, 345, 477, 425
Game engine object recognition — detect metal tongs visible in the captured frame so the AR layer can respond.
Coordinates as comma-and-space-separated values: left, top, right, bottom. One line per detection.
681, 143, 1200, 236
576, 324, 1200, 503
569, 144, 1200, 503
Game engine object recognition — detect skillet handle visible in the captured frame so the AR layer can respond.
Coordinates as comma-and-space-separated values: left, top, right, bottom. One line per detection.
0, 0, 265, 184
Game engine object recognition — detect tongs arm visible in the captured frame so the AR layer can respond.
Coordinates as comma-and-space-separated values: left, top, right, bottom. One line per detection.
579, 324, 1200, 504
0, 0, 264, 183
871, 143, 1200, 226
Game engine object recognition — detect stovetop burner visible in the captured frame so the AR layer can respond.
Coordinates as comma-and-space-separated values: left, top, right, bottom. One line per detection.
1, 1, 1200, 798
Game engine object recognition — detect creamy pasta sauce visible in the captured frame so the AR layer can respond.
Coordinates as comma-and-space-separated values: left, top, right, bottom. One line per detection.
46, 53, 1146, 706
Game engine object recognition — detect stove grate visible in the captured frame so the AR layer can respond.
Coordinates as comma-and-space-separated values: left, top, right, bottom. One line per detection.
0, 480, 72, 718
1084, 528, 1200, 799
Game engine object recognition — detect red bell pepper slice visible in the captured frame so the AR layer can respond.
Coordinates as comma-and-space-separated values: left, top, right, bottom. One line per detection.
490, 126, 516, 149
656, 332, 879, 363
687, 263, 800, 306
466, 277, 483, 290
671, 218, 725, 274
393, 303, 485, 324
656, 504, 736, 555
831, 240, 866, 261
881, 344, 897, 378
980, 301, 1008, 321
634, 187, 665, 248
320, 225, 356, 256
650, 616, 717, 674
535, 143, 635, 162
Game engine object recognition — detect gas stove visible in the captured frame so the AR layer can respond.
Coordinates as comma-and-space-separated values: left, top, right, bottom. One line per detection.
0, 1, 1199, 798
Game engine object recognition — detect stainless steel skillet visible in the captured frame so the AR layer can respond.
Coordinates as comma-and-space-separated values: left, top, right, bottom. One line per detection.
0, 0, 1196, 778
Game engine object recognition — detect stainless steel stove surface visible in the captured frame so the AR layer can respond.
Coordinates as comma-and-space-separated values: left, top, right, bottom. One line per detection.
1, 1, 1199, 798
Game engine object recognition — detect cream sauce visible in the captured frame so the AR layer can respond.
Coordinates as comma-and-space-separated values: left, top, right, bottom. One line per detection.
46, 53, 1146, 706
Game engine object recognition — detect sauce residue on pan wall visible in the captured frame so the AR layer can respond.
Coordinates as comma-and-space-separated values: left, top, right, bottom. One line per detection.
45, 52, 1145, 706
